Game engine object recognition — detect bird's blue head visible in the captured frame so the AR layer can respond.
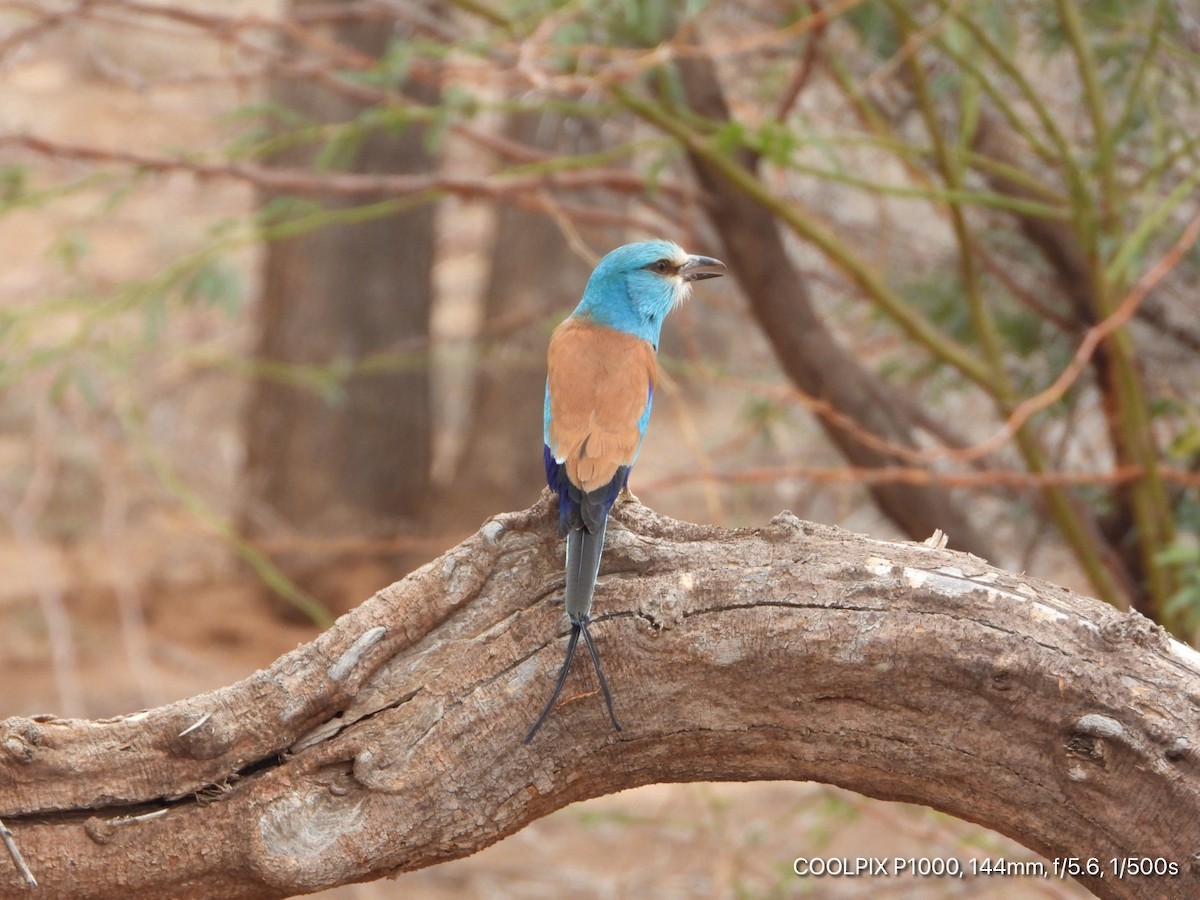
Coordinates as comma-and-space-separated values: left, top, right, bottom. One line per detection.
572, 239, 725, 348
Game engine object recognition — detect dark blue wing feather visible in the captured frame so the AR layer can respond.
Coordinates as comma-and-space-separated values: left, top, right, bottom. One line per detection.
545, 444, 628, 536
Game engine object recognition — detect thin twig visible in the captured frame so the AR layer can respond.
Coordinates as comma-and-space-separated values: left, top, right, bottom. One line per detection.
0, 816, 37, 888
641, 463, 1170, 494
6, 400, 85, 717
698, 211, 1200, 474
94, 428, 162, 708
953, 210, 1200, 464
4, 133, 690, 202
773, 0, 828, 121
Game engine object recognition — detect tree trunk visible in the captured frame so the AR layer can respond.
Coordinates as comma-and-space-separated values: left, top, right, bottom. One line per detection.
3, 497, 1198, 899
241, 1, 438, 602
672, 52, 996, 560
446, 113, 620, 523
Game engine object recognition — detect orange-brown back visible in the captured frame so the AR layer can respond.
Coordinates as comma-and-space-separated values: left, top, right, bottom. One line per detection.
546, 318, 658, 493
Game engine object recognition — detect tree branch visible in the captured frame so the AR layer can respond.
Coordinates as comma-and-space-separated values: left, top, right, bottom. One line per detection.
2, 134, 694, 205
660, 49, 997, 560
3, 497, 1199, 899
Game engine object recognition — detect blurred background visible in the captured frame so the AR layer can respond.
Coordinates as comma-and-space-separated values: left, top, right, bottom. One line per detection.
2, 0, 1197, 896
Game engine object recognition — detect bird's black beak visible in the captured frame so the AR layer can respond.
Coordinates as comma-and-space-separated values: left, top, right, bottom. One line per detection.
681, 254, 726, 282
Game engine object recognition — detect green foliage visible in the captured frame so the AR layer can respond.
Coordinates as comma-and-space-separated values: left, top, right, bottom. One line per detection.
844, 1, 900, 58
1159, 541, 1200, 636
1, 165, 29, 204
179, 258, 243, 316
599, 0, 699, 46
48, 231, 90, 274
715, 0, 1196, 627
1168, 422, 1200, 464
741, 397, 790, 452
6, 0, 1197, 634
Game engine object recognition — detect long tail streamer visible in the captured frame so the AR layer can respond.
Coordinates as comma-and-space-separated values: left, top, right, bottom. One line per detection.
523, 617, 622, 744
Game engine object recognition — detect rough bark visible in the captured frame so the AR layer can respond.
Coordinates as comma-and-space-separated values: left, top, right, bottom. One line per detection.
3, 497, 1200, 899
674, 52, 996, 561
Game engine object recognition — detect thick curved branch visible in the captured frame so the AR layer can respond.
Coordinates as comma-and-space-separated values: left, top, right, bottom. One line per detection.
3, 497, 1199, 899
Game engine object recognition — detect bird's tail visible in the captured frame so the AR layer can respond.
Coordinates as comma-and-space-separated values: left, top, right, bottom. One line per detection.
523, 622, 581, 744
523, 516, 622, 744
523, 618, 621, 744
565, 517, 607, 623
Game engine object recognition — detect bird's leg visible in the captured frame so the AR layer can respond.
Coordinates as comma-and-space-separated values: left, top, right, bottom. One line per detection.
579, 617, 622, 733
523, 622, 582, 744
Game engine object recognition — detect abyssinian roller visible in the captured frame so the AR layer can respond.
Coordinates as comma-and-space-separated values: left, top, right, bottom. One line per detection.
524, 240, 725, 743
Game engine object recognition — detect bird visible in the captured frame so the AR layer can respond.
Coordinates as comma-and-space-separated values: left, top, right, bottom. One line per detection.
523, 239, 725, 744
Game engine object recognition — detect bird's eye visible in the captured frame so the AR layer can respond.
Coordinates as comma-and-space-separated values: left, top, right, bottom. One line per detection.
650, 259, 672, 275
